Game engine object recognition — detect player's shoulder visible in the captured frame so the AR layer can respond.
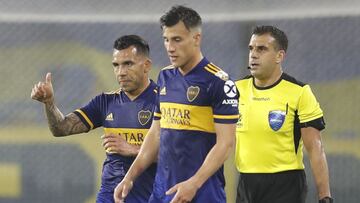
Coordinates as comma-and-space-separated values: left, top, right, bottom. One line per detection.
281, 73, 307, 87
203, 62, 230, 81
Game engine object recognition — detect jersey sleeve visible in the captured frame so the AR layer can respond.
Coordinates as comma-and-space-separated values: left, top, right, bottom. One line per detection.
73, 94, 104, 130
298, 85, 325, 130
210, 78, 239, 124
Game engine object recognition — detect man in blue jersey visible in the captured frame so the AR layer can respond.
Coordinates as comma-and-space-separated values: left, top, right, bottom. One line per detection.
31, 35, 157, 203
114, 5, 239, 203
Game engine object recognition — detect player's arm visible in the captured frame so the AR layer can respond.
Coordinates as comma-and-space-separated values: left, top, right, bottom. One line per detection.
31, 72, 89, 137
114, 120, 160, 203
166, 123, 236, 203
302, 127, 332, 200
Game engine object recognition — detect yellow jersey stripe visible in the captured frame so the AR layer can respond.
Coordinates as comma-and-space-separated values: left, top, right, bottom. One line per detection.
159, 102, 215, 133
213, 114, 239, 119
154, 112, 162, 118
75, 109, 94, 129
204, 66, 217, 75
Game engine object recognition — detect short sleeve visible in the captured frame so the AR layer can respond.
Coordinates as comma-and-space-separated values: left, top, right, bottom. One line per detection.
73, 94, 104, 130
298, 85, 325, 130
210, 79, 239, 124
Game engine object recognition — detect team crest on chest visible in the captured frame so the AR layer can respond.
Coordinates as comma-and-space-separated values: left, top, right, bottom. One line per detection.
268, 110, 286, 131
187, 86, 200, 102
138, 110, 152, 125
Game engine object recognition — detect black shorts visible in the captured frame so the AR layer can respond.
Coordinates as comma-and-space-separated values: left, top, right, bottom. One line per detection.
236, 170, 307, 203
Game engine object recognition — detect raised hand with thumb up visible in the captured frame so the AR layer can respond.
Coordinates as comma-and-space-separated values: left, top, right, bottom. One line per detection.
31, 72, 55, 104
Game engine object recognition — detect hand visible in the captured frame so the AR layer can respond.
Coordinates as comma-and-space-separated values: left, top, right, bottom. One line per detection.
101, 133, 140, 156
114, 178, 133, 203
30, 72, 54, 104
166, 178, 199, 203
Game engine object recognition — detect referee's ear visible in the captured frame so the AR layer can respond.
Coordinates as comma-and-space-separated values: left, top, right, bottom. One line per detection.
276, 50, 286, 64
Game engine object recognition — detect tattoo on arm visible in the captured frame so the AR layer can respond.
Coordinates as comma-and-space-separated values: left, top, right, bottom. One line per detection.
45, 103, 89, 137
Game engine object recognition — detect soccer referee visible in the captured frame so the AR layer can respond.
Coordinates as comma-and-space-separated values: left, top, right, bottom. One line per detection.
235, 25, 333, 203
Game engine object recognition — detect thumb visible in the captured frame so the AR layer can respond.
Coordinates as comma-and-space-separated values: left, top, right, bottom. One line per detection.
45, 72, 52, 84
166, 184, 178, 195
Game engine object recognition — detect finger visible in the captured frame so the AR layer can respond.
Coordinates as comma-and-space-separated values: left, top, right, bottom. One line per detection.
104, 142, 114, 149
38, 84, 47, 98
106, 133, 116, 138
166, 184, 178, 195
122, 184, 130, 199
35, 83, 45, 95
45, 72, 52, 84
31, 88, 37, 99
32, 86, 43, 100
113, 187, 122, 203
169, 193, 181, 203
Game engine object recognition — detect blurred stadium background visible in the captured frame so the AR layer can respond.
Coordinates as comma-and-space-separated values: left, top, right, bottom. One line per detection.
0, 0, 359, 202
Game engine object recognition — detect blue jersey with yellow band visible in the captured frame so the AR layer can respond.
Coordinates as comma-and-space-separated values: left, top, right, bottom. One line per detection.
74, 80, 158, 203
150, 58, 239, 203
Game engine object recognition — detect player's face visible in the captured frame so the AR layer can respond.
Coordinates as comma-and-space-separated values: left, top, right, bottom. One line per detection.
112, 46, 150, 96
162, 21, 200, 70
248, 34, 284, 80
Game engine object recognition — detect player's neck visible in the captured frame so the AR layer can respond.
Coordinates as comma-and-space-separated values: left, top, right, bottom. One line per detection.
179, 52, 203, 75
125, 79, 150, 101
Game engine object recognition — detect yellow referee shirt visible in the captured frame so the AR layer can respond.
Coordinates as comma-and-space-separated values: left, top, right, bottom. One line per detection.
235, 73, 325, 173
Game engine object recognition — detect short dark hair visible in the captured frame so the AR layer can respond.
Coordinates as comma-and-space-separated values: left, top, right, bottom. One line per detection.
252, 25, 288, 52
113, 35, 150, 56
160, 5, 202, 30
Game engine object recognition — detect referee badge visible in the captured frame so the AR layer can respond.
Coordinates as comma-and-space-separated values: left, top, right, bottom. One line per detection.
138, 110, 152, 125
268, 110, 286, 131
187, 86, 200, 102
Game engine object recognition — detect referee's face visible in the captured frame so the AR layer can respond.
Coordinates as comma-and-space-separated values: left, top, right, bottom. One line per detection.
248, 34, 283, 81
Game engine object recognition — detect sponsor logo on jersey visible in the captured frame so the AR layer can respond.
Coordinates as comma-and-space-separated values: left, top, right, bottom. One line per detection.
252, 97, 270, 101
222, 99, 238, 107
161, 107, 191, 126
187, 86, 200, 102
138, 110, 152, 125
224, 80, 237, 98
268, 110, 286, 131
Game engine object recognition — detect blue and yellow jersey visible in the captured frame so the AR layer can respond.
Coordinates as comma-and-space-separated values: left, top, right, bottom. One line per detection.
74, 80, 158, 203
151, 58, 239, 203
235, 73, 325, 173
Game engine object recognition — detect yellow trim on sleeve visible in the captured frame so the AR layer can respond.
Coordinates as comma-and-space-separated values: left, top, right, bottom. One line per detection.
75, 109, 94, 129
208, 63, 222, 71
213, 114, 239, 119
204, 66, 217, 75
154, 112, 162, 117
